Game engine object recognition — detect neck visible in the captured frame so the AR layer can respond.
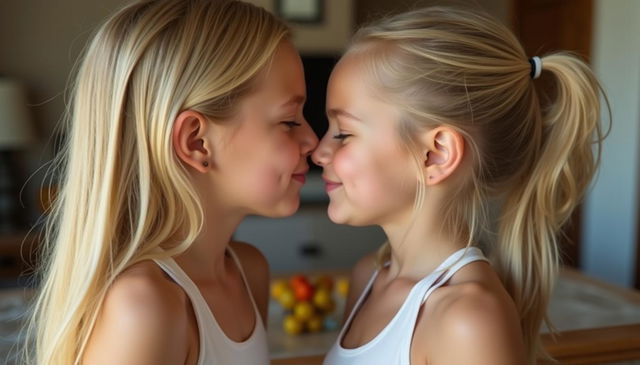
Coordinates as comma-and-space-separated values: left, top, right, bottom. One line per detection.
174, 202, 245, 282
380, 192, 468, 281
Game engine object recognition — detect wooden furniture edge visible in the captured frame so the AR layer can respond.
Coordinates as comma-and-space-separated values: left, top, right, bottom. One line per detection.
271, 324, 640, 365
542, 323, 640, 363
272, 355, 324, 365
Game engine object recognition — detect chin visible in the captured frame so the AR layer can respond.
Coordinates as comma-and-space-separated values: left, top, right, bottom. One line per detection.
328, 203, 377, 227
267, 197, 300, 218
327, 205, 354, 225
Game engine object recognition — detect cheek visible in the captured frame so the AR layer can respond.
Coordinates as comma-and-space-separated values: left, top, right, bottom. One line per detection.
252, 164, 282, 191
333, 147, 360, 184
334, 144, 415, 205
247, 137, 299, 183
276, 137, 302, 168
334, 147, 389, 199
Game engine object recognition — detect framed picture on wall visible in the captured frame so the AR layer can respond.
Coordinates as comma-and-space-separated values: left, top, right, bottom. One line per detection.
275, 0, 323, 24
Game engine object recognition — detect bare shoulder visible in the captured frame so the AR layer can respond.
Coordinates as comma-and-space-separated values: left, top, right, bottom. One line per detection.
351, 251, 378, 293
83, 261, 190, 365
229, 241, 270, 323
419, 265, 525, 364
343, 251, 378, 323
230, 241, 269, 276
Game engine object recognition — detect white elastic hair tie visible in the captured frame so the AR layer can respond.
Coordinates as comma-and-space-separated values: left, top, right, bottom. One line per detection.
529, 56, 542, 79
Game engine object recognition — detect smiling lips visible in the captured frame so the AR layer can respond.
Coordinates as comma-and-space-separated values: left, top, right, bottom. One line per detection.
292, 168, 308, 184
323, 176, 342, 192
292, 174, 306, 183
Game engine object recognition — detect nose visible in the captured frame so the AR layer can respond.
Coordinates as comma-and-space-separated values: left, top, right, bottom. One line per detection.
299, 119, 319, 157
311, 133, 333, 167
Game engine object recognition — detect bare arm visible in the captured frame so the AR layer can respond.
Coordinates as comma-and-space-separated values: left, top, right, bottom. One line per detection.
82, 271, 190, 365
424, 284, 526, 365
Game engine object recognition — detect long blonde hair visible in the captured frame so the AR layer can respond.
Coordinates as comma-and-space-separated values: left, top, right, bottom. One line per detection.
351, 7, 607, 363
24, 1, 289, 364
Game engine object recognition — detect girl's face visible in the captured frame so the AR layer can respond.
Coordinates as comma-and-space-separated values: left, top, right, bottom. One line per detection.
212, 41, 318, 217
312, 53, 419, 226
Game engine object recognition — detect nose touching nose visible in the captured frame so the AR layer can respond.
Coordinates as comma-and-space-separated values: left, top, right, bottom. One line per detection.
299, 120, 319, 157
311, 136, 332, 167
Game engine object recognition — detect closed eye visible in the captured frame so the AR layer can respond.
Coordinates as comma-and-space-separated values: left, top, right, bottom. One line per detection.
281, 120, 302, 128
333, 133, 352, 140
282, 121, 302, 128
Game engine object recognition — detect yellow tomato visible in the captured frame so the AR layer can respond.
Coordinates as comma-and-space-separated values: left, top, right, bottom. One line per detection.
283, 314, 304, 335
293, 301, 315, 322
278, 288, 296, 310
313, 288, 333, 311
271, 279, 289, 299
306, 315, 324, 333
336, 277, 350, 298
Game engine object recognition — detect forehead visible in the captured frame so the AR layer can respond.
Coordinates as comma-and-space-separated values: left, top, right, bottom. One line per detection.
326, 53, 383, 111
328, 53, 366, 89
254, 40, 306, 98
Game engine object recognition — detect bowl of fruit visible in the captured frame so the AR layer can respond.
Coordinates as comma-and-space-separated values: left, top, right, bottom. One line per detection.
271, 274, 349, 335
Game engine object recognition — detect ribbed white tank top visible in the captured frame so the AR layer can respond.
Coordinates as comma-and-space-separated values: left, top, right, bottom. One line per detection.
324, 247, 488, 365
152, 247, 269, 365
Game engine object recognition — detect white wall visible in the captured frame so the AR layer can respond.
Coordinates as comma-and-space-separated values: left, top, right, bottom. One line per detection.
581, 0, 640, 287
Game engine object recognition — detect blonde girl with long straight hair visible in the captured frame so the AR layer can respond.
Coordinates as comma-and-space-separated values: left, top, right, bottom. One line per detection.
313, 6, 606, 365
24, 0, 318, 364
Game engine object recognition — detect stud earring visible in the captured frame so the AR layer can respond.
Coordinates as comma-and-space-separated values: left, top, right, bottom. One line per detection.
202, 161, 209, 167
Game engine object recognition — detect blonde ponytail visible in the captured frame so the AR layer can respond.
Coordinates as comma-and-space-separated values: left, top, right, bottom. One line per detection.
495, 52, 606, 362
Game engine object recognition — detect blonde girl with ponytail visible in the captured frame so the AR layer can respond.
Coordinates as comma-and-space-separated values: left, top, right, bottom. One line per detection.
24, 1, 318, 364
313, 6, 606, 365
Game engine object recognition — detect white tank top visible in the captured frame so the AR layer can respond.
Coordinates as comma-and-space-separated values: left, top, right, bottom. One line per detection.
152, 247, 269, 365
324, 247, 488, 365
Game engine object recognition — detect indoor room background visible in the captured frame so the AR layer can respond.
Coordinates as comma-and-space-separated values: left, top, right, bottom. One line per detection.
0, 1, 639, 363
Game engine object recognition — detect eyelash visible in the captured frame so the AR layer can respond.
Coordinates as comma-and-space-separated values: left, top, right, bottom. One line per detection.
333, 133, 352, 140
282, 121, 301, 128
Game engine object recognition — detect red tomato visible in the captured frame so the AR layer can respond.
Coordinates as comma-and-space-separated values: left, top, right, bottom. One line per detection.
294, 282, 314, 302
289, 274, 309, 289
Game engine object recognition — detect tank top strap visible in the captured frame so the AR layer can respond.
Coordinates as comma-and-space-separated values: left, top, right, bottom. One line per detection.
338, 265, 384, 340
152, 255, 202, 298
226, 245, 263, 321
419, 246, 489, 305
152, 247, 270, 364
151, 255, 210, 364
152, 247, 261, 321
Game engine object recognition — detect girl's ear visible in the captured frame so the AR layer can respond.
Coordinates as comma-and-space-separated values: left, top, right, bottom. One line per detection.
172, 110, 212, 173
420, 126, 465, 185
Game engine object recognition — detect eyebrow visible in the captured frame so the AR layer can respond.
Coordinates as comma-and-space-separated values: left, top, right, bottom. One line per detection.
281, 95, 306, 107
327, 108, 361, 122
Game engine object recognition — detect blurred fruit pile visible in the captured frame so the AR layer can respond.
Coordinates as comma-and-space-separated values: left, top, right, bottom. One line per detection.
271, 274, 349, 335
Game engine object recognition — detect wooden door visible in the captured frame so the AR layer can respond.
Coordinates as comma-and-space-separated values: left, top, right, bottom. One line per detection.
637, 202, 640, 289
510, 0, 594, 268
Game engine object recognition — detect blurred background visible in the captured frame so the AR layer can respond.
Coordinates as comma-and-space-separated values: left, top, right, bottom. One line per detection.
0, 1, 639, 364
